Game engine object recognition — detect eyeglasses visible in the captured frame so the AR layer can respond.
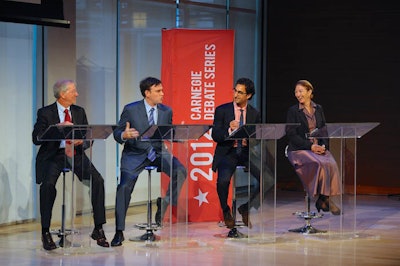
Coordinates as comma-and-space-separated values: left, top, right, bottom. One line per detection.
233, 88, 247, 95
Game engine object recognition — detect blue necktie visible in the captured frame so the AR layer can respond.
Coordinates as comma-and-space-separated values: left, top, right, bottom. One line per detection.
148, 107, 155, 126
237, 109, 244, 154
147, 108, 156, 162
239, 109, 244, 127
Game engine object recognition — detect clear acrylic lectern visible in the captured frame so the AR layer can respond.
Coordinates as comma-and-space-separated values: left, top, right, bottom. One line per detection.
139, 124, 211, 247
39, 124, 116, 253
226, 123, 290, 244
301, 122, 380, 239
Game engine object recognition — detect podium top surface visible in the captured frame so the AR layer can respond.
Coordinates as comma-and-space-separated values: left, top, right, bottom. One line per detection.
226, 122, 379, 140
227, 123, 296, 140
307, 122, 380, 138
38, 124, 117, 141
140, 124, 212, 141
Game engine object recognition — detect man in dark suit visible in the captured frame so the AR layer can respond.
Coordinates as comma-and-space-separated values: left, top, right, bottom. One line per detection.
32, 79, 109, 250
111, 77, 187, 246
211, 78, 262, 229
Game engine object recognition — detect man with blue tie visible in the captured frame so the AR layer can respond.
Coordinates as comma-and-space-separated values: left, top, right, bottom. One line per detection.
111, 77, 187, 246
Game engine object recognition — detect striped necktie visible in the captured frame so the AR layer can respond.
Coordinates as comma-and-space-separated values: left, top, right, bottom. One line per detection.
148, 107, 155, 126
147, 108, 156, 162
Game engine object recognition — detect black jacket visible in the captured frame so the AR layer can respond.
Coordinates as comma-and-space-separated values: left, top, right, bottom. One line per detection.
285, 103, 329, 152
211, 102, 261, 172
32, 102, 89, 184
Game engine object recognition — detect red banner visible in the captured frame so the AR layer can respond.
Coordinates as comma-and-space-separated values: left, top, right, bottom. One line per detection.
161, 28, 234, 222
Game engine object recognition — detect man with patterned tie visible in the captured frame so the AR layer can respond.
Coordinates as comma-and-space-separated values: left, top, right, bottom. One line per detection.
111, 76, 187, 246
212, 77, 265, 229
32, 79, 109, 250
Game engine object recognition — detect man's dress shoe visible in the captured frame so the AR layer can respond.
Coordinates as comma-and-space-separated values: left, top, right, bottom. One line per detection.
91, 228, 110, 248
111, 231, 124, 247
42, 232, 57, 250
223, 210, 235, 229
238, 204, 252, 229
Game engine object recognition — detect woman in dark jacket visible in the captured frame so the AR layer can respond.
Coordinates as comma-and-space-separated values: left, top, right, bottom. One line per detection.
286, 80, 341, 215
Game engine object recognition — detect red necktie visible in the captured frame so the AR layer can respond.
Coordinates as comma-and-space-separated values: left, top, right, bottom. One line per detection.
64, 109, 75, 156
64, 109, 71, 123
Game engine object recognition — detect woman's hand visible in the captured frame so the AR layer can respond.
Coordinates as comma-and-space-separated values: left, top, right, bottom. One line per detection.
311, 144, 326, 155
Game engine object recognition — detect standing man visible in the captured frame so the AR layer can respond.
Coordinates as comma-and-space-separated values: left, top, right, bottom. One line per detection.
111, 76, 187, 246
211, 77, 262, 229
32, 79, 109, 250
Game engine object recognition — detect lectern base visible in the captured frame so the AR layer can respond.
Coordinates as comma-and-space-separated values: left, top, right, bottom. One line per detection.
289, 224, 327, 234
129, 230, 161, 242
289, 211, 327, 235
227, 228, 247, 238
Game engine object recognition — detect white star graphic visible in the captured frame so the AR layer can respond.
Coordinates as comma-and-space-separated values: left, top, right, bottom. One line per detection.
194, 189, 209, 207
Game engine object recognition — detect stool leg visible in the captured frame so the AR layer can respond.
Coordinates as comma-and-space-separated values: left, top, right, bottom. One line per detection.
139, 168, 157, 241
147, 168, 152, 227
130, 166, 160, 242
52, 168, 76, 248
232, 170, 237, 223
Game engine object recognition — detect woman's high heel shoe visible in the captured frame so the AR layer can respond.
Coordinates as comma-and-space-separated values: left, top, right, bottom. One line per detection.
315, 195, 341, 215
328, 200, 341, 215
315, 195, 329, 213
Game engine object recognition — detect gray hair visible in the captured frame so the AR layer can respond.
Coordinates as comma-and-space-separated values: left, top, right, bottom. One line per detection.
53, 79, 75, 99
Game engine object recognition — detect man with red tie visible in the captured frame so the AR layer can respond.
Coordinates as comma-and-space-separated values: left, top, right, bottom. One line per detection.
211, 78, 263, 229
32, 79, 109, 250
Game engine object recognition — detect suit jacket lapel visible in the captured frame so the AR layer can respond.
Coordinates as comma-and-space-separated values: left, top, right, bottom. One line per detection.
138, 100, 150, 129
227, 103, 235, 122
50, 102, 61, 124
246, 105, 256, 124
157, 104, 169, 124
296, 106, 309, 128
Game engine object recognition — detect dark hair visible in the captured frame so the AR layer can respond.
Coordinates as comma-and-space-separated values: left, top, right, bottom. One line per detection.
236, 77, 255, 100
140, 77, 162, 97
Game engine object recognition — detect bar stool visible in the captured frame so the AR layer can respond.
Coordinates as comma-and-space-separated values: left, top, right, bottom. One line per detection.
51, 167, 78, 247
285, 146, 326, 234
130, 165, 161, 242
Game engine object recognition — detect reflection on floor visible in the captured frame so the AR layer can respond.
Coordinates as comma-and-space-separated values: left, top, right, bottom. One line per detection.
1, 191, 400, 266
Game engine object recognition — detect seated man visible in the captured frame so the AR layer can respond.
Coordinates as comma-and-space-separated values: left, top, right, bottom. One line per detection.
111, 77, 187, 246
211, 77, 272, 229
32, 79, 109, 250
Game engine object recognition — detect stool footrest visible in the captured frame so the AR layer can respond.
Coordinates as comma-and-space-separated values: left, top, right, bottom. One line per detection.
134, 223, 162, 231
292, 211, 324, 219
217, 221, 245, 228
50, 228, 79, 237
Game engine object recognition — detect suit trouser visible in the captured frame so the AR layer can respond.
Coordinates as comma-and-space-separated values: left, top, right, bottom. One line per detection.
115, 154, 186, 231
216, 147, 261, 213
39, 149, 106, 229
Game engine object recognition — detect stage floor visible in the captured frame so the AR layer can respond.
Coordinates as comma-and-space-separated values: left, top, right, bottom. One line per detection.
1, 191, 399, 265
